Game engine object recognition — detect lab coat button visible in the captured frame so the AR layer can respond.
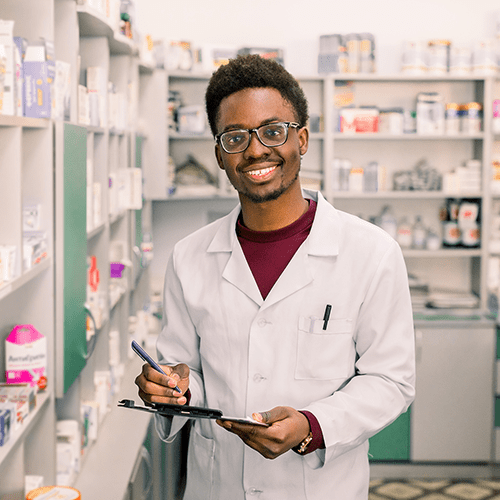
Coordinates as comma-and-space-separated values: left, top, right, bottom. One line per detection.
247, 487, 263, 495
257, 318, 268, 327
253, 373, 266, 382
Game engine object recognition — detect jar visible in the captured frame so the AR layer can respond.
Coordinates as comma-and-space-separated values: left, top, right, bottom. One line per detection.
449, 47, 472, 75
445, 103, 460, 135
27, 486, 81, 500
461, 102, 482, 134
427, 39, 451, 74
472, 39, 498, 75
401, 40, 427, 75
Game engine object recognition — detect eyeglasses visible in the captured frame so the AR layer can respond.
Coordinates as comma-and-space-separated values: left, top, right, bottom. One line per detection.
216, 122, 300, 154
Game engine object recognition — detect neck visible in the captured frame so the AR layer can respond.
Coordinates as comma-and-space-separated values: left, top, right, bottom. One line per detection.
239, 185, 309, 231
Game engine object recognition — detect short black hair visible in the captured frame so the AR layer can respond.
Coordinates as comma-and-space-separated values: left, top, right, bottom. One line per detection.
205, 54, 309, 137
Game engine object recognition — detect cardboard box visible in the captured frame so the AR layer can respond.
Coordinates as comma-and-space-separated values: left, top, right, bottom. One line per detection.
340, 107, 379, 133
13, 37, 26, 117
24, 39, 55, 118
0, 20, 15, 116
53, 60, 71, 121
0, 384, 37, 423
0, 409, 11, 446
5, 325, 47, 390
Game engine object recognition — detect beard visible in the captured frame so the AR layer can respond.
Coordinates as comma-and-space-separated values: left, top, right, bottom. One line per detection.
232, 168, 300, 204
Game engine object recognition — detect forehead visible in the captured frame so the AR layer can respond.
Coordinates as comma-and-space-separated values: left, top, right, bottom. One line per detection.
216, 87, 296, 131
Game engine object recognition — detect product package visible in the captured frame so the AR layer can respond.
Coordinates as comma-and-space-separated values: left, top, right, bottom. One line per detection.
5, 324, 47, 390
0, 408, 11, 446
24, 39, 55, 118
0, 383, 36, 424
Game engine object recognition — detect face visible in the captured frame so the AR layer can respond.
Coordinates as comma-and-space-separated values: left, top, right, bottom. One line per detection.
215, 87, 308, 204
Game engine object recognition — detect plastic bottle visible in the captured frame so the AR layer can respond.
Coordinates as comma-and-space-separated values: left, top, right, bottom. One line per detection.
379, 206, 397, 240
412, 216, 427, 249
396, 217, 412, 249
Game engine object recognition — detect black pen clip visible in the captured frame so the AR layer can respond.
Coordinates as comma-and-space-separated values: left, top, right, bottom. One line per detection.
322, 304, 332, 330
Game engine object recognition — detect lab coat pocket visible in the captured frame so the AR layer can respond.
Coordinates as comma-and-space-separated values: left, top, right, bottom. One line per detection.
185, 423, 215, 500
295, 317, 354, 380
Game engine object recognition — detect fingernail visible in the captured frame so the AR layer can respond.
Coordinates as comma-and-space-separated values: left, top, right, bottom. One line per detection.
252, 412, 263, 423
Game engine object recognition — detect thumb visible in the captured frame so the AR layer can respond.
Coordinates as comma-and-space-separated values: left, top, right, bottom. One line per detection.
171, 363, 190, 381
252, 406, 289, 424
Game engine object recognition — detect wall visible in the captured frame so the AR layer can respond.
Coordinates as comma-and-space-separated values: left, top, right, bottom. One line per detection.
136, 0, 500, 75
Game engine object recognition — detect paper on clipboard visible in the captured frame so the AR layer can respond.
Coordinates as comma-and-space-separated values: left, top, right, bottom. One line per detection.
118, 400, 269, 426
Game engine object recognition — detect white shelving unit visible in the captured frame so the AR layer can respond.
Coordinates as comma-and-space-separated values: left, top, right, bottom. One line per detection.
152, 71, 496, 311
0, 2, 165, 498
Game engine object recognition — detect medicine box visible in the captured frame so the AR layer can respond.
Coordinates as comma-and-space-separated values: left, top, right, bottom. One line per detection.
5, 324, 47, 390
0, 408, 11, 446
340, 107, 379, 133
24, 39, 55, 118
13, 37, 26, 117
0, 20, 16, 116
0, 384, 37, 424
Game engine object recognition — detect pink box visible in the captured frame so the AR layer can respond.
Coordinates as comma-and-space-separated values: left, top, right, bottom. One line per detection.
5, 325, 47, 390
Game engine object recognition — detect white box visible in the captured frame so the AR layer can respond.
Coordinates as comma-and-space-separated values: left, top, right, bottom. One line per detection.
0, 20, 15, 116
78, 84, 89, 125
54, 60, 71, 121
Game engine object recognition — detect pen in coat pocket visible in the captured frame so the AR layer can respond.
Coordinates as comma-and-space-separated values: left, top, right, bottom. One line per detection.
322, 304, 332, 330
131, 340, 182, 393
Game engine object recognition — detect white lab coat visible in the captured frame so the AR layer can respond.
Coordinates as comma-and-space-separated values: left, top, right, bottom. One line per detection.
155, 189, 415, 500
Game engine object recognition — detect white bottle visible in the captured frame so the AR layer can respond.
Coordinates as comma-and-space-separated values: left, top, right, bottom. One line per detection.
396, 217, 413, 248
379, 206, 398, 240
412, 216, 427, 249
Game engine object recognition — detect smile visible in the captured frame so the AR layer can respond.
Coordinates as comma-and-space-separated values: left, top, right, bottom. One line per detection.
246, 165, 277, 179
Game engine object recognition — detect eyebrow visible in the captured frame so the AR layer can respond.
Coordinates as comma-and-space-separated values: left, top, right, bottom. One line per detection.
221, 116, 283, 134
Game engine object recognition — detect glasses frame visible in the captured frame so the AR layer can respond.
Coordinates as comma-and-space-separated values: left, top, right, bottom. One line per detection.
215, 121, 301, 154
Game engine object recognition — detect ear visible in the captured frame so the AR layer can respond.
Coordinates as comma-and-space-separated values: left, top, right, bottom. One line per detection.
215, 144, 225, 170
298, 126, 309, 156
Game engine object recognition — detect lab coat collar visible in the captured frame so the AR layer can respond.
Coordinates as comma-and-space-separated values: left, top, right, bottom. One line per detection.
207, 189, 340, 306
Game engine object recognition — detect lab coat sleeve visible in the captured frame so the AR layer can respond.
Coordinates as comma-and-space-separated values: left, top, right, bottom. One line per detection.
303, 239, 416, 467
154, 250, 205, 442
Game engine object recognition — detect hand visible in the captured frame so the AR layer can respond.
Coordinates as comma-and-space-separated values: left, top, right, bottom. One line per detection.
134, 363, 190, 406
216, 406, 310, 459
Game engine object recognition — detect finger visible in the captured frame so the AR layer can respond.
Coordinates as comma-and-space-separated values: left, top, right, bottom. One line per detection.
252, 407, 290, 425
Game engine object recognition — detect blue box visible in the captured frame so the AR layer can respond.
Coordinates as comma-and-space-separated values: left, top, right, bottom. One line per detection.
0, 409, 11, 446
23, 39, 55, 118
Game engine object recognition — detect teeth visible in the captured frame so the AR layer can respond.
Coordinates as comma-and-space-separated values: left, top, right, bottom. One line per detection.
248, 166, 276, 177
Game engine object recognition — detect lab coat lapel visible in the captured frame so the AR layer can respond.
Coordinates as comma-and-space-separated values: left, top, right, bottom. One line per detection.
263, 241, 313, 308
207, 204, 263, 306
263, 190, 340, 308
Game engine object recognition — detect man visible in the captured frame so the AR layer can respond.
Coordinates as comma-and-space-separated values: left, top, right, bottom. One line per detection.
135, 54, 415, 499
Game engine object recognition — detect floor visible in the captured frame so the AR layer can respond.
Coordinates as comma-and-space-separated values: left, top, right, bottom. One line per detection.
369, 478, 500, 499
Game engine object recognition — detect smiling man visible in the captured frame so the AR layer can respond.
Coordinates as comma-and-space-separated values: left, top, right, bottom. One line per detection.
135, 55, 415, 500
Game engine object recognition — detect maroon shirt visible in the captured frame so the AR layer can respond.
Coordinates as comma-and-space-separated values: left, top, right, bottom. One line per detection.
236, 200, 325, 454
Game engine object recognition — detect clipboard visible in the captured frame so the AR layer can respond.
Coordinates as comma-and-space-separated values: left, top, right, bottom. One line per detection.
118, 399, 269, 426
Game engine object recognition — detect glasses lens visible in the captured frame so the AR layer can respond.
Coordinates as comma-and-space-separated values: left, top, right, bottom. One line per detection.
258, 123, 287, 146
221, 130, 250, 153
220, 123, 290, 153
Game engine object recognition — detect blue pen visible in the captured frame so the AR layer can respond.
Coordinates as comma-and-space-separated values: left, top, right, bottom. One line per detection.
131, 340, 182, 393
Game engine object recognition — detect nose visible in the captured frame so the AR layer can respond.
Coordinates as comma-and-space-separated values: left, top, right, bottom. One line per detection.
244, 130, 271, 157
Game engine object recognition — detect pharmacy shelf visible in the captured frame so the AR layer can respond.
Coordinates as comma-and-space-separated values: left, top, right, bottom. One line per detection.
73, 358, 151, 499
403, 248, 482, 258
332, 191, 483, 199
329, 74, 490, 82
0, 258, 51, 302
0, 391, 51, 469
0, 115, 49, 129
333, 133, 485, 140
76, 5, 136, 56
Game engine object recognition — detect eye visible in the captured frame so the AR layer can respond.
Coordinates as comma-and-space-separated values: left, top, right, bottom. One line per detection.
224, 131, 247, 145
262, 124, 285, 140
